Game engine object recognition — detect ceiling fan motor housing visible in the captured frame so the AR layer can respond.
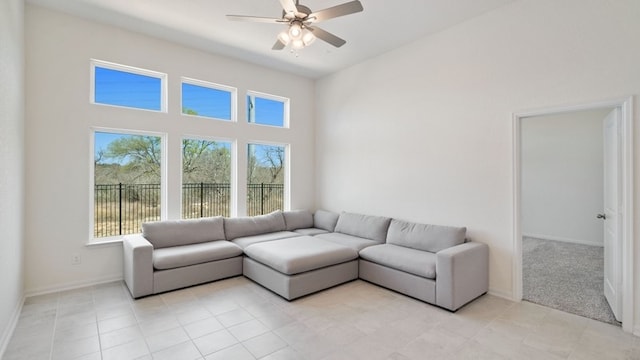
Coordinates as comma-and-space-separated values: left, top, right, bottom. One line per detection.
282, 4, 312, 22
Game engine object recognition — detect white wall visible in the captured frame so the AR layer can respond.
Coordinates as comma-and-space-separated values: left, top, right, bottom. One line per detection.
315, 0, 640, 328
521, 109, 610, 246
0, 0, 25, 354
24, 5, 315, 294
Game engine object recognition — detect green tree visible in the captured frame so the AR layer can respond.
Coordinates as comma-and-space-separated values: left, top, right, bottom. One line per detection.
182, 139, 231, 183
182, 107, 198, 115
101, 135, 161, 183
247, 144, 284, 184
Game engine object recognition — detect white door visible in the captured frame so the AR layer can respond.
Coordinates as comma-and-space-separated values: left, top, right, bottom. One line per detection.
603, 108, 621, 321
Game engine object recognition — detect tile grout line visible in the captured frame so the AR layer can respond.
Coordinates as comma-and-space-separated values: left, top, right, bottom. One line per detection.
47, 294, 60, 360
91, 285, 104, 360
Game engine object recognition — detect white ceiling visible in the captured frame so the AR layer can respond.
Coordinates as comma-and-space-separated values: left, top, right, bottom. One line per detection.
27, 0, 515, 78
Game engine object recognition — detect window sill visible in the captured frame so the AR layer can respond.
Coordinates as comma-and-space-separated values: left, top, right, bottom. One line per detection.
86, 237, 127, 247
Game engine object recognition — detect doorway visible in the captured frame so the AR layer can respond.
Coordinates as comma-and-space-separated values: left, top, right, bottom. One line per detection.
520, 108, 616, 324
512, 97, 634, 332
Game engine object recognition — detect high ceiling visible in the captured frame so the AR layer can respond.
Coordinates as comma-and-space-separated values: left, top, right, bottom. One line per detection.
27, 0, 515, 78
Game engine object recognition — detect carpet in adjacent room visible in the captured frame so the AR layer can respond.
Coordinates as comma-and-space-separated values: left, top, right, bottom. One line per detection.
522, 236, 619, 325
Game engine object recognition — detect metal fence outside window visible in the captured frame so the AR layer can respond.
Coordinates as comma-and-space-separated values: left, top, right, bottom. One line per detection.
247, 183, 284, 217
94, 183, 284, 238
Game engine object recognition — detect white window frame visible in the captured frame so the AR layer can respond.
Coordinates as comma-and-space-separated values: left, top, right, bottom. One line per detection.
89, 127, 168, 244
180, 135, 237, 218
246, 90, 290, 128
181, 77, 237, 122
90, 59, 168, 113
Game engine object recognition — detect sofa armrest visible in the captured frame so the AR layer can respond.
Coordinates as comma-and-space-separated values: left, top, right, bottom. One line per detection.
435, 242, 489, 311
123, 234, 154, 298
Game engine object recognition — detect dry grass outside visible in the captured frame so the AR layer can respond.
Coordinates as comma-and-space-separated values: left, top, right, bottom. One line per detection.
246, 198, 283, 217
181, 200, 231, 219
94, 201, 160, 238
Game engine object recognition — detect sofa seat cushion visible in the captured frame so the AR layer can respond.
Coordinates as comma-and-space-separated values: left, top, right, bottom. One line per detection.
294, 228, 329, 236
334, 212, 391, 243
359, 244, 436, 279
231, 231, 300, 249
153, 240, 243, 270
315, 233, 380, 252
143, 216, 225, 249
244, 236, 358, 275
387, 219, 466, 253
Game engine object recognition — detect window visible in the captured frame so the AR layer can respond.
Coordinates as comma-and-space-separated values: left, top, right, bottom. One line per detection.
92, 130, 164, 239
182, 138, 233, 218
181, 78, 236, 121
91, 59, 166, 112
247, 91, 289, 127
247, 143, 287, 216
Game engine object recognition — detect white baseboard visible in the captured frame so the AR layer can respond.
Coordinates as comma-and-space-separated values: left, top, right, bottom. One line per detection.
488, 287, 514, 301
24, 274, 123, 298
522, 233, 603, 247
0, 295, 25, 359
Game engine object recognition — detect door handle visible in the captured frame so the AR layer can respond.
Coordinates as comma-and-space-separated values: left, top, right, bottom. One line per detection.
597, 213, 607, 220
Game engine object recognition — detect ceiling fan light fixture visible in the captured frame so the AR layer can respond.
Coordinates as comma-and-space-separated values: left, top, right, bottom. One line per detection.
291, 39, 305, 50
277, 31, 291, 45
288, 22, 302, 39
302, 29, 316, 46
227, 0, 364, 51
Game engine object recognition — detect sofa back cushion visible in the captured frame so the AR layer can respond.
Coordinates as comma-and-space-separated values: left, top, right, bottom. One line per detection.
334, 212, 391, 243
386, 219, 466, 253
283, 210, 314, 230
313, 210, 340, 232
224, 210, 286, 240
142, 216, 225, 249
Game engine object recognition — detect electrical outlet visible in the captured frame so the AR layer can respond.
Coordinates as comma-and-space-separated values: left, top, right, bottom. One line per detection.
71, 254, 81, 265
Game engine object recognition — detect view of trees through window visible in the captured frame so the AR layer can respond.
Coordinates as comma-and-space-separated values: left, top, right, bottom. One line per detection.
94, 132, 162, 238
91, 63, 289, 240
182, 139, 232, 219
94, 132, 287, 238
247, 143, 285, 216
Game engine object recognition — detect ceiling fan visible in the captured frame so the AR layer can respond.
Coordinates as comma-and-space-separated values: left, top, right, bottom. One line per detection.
226, 0, 364, 51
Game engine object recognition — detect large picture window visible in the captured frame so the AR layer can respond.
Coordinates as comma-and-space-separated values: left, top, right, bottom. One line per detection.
91, 59, 166, 112
182, 138, 233, 218
247, 143, 287, 216
88, 61, 295, 242
92, 130, 164, 239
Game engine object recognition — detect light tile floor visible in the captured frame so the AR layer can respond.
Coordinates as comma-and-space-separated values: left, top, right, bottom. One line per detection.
4, 277, 640, 360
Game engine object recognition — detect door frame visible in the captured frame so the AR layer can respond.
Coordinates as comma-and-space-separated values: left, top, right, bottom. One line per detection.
512, 96, 634, 332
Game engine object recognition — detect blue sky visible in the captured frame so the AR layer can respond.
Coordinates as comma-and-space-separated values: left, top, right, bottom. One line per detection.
94, 65, 285, 125
182, 83, 231, 120
249, 96, 285, 127
94, 67, 161, 111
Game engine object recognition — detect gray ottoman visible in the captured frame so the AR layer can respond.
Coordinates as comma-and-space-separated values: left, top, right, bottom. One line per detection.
243, 236, 359, 300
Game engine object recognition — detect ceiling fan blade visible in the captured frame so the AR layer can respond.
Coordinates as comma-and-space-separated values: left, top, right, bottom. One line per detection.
226, 15, 285, 24
308, 26, 347, 48
307, 1, 363, 23
272, 39, 286, 50
279, 0, 298, 14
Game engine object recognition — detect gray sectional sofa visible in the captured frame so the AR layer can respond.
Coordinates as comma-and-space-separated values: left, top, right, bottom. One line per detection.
122, 209, 489, 311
